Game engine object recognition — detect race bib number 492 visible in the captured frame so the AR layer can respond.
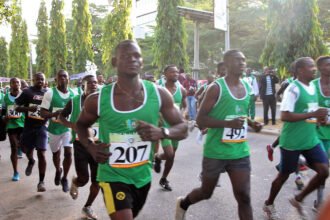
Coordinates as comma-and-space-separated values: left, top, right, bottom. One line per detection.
222, 115, 247, 143
109, 133, 151, 168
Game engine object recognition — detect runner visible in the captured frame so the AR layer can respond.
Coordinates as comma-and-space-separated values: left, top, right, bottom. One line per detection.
74, 78, 83, 95
243, 68, 259, 120
312, 56, 330, 211
194, 72, 215, 104
75, 40, 188, 219
217, 61, 226, 78
40, 69, 75, 192
2, 77, 24, 181
58, 74, 99, 219
263, 57, 329, 220
175, 50, 262, 220
153, 65, 187, 191
15, 72, 48, 192
96, 73, 105, 89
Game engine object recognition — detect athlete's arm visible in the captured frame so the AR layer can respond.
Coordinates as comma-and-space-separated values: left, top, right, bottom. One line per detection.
180, 86, 187, 110
197, 83, 244, 130
40, 90, 61, 118
58, 99, 74, 130
75, 93, 111, 164
281, 109, 328, 122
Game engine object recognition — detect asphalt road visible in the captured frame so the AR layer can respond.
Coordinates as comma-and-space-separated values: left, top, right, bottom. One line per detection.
0, 129, 328, 220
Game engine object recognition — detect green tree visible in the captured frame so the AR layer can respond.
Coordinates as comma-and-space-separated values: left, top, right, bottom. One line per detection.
9, 1, 29, 79
72, 0, 94, 74
101, 0, 133, 75
0, 0, 16, 24
318, 0, 330, 44
49, 0, 67, 76
152, 0, 188, 74
0, 37, 8, 77
261, 0, 328, 78
36, 0, 50, 77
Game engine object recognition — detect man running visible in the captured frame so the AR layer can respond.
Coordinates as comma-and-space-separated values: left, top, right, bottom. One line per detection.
175, 50, 262, 220
40, 69, 75, 192
15, 73, 48, 191
2, 77, 24, 181
312, 56, 330, 210
263, 57, 329, 220
58, 74, 99, 219
243, 68, 259, 120
154, 65, 187, 191
75, 40, 188, 219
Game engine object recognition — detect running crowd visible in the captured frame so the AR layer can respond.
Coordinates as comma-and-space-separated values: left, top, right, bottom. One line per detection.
0, 40, 329, 220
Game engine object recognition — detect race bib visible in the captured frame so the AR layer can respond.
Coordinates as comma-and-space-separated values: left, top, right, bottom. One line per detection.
76, 123, 99, 141
28, 104, 44, 120
7, 105, 22, 118
222, 115, 247, 143
109, 133, 151, 168
51, 107, 63, 122
326, 108, 330, 125
305, 102, 318, 123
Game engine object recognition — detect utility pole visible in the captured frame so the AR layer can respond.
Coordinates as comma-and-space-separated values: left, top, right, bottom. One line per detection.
225, 0, 230, 51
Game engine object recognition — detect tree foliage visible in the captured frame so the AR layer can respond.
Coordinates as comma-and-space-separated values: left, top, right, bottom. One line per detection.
152, 0, 188, 74
72, 0, 94, 74
101, 0, 133, 75
36, 0, 50, 77
317, 0, 330, 44
9, 1, 29, 79
0, 0, 16, 24
0, 37, 8, 77
49, 0, 67, 76
261, 0, 328, 78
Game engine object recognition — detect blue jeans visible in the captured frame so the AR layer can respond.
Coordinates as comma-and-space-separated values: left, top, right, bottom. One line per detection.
186, 96, 196, 120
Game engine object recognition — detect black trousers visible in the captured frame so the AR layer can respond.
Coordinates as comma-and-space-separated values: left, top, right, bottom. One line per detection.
262, 95, 276, 124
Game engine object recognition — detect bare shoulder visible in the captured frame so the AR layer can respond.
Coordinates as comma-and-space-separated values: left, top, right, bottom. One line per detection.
83, 92, 99, 114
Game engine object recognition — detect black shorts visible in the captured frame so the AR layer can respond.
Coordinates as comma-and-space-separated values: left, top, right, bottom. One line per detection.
99, 181, 151, 218
20, 126, 47, 151
73, 141, 98, 183
7, 127, 23, 136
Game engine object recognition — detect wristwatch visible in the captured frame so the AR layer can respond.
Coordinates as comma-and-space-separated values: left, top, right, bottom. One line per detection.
161, 127, 170, 139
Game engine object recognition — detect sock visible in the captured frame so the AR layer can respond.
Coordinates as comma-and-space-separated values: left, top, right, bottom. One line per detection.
39, 173, 45, 182
296, 173, 301, 179
317, 185, 325, 205
180, 196, 192, 210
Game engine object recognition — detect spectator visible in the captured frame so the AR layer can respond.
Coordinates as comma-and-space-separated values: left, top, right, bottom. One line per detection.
259, 66, 279, 125
217, 62, 226, 78
182, 73, 197, 121
178, 68, 186, 85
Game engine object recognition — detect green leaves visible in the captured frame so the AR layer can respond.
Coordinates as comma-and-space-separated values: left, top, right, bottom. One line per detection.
0, 37, 8, 77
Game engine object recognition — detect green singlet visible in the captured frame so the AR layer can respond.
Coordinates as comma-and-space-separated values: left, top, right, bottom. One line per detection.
47, 87, 75, 135
3, 92, 25, 130
0, 91, 3, 112
204, 78, 250, 159
98, 80, 160, 188
279, 81, 320, 150
287, 77, 294, 84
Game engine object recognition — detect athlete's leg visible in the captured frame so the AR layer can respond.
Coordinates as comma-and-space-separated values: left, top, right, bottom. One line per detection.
109, 209, 133, 220
37, 149, 46, 183
162, 147, 177, 179
8, 133, 19, 174
52, 148, 62, 173
63, 147, 72, 179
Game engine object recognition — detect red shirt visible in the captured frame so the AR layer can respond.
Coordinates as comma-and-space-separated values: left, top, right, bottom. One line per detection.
183, 79, 197, 96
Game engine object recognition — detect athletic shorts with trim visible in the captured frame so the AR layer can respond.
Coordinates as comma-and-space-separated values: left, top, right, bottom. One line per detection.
99, 181, 151, 218
202, 156, 251, 178
48, 131, 72, 153
161, 138, 179, 149
320, 139, 330, 159
7, 127, 23, 136
73, 140, 98, 183
20, 126, 47, 151
279, 143, 329, 174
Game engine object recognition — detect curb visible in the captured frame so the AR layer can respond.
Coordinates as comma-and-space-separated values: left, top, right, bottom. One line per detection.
248, 127, 280, 136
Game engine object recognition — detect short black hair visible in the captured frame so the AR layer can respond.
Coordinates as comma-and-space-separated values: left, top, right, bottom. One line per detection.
10, 77, 20, 84
82, 74, 96, 83
179, 68, 184, 73
295, 57, 313, 71
316, 56, 330, 67
217, 62, 225, 70
223, 49, 241, 63
164, 65, 176, 73
56, 69, 67, 76
115, 40, 139, 55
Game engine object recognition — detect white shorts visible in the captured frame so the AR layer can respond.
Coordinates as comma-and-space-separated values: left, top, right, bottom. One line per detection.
48, 131, 73, 153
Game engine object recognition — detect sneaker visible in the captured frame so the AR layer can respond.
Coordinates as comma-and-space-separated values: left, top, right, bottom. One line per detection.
82, 206, 97, 220
263, 203, 280, 220
159, 178, 172, 191
61, 178, 69, 193
295, 177, 304, 190
17, 149, 23, 159
312, 200, 320, 213
70, 176, 79, 200
154, 155, 161, 173
175, 196, 186, 220
25, 159, 35, 176
189, 121, 196, 132
289, 198, 308, 220
12, 172, 19, 181
37, 181, 46, 192
299, 165, 308, 171
54, 167, 62, 186
266, 145, 273, 161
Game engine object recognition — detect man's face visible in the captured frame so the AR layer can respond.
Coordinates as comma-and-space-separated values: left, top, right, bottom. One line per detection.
217, 66, 226, 77
300, 59, 316, 81
318, 58, 330, 78
106, 76, 113, 85
226, 52, 246, 76
97, 75, 104, 84
56, 71, 69, 88
82, 76, 98, 95
10, 78, 21, 91
264, 66, 270, 75
33, 73, 45, 89
165, 67, 179, 83
112, 43, 143, 76
43, 81, 49, 88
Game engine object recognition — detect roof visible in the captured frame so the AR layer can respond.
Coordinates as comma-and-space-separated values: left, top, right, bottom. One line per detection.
177, 6, 214, 23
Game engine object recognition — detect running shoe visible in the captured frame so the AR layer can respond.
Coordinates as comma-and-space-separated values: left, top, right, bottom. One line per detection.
12, 172, 19, 181
175, 196, 186, 220
82, 206, 97, 220
70, 176, 79, 200
154, 155, 161, 173
312, 200, 320, 213
17, 149, 23, 159
295, 177, 304, 190
299, 165, 308, 171
159, 178, 172, 191
289, 198, 308, 220
25, 159, 35, 176
37, 181, 46, 192
54, 167, 62, 186
189, 120, 196, 132
61, 178, 69, 192
266, 145, 273, 162
263, 203, 280, 220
